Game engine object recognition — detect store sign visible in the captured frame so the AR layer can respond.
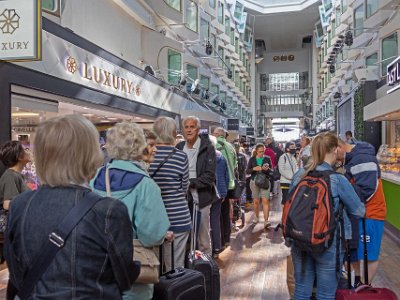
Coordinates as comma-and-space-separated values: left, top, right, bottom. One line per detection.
227, 119, 240, 131
246, 127, 254, 136
12, 126, 35, 133
387, 56, 400, 94
0, 0, 41, 61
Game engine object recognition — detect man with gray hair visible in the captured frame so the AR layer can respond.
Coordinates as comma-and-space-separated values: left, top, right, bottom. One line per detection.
176, 116, 217, 255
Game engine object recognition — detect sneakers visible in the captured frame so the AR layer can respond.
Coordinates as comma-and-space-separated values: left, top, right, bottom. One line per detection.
264, 221, 271, 229
252, 216, 259, 225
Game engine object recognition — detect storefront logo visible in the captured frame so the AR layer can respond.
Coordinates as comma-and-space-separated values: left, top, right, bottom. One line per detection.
66, 56, 77, 74
0, 9, 20, 34
64, 56, 141, 96
387, 56, 400, 94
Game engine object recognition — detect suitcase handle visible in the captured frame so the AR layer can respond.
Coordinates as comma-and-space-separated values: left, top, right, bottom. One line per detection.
354, 284, 379, 294
165, 268, 186, 279
159, 240, 175, 275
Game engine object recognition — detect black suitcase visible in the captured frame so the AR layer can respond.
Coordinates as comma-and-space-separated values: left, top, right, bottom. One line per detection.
188, 203, 221, 300
153, 241, 206, 300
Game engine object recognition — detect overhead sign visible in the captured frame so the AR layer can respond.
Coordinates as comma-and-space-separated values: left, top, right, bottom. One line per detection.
246, 127, 254, 136
0, 0, 41, 61
227, 118, 240, 131
387, 56, 400, 94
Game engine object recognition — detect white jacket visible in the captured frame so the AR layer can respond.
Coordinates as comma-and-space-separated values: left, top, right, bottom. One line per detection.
278, 153, 299, 184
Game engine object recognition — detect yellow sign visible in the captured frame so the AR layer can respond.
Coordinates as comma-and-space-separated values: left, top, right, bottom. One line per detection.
0, 0, 42, 61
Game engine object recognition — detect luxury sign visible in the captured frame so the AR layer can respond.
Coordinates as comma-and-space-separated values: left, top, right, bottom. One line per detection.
0, 0, 41, 61
65, 56, 141, 97
387, 56, 400, 94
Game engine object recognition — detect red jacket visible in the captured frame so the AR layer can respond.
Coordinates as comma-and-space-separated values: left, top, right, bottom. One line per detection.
264, 147, 276, 168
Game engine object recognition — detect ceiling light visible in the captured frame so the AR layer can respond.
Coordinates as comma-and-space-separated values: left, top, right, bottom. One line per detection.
12, 112, 40, 117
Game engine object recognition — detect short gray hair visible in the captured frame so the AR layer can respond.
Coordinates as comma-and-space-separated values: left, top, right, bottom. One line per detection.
213, 127, 226, 137
153, 117, 177, 145
106, 122, 146, 161
182, 116, 201, 129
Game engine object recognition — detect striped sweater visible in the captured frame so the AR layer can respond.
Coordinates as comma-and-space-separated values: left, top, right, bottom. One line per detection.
148, 145, 192, 232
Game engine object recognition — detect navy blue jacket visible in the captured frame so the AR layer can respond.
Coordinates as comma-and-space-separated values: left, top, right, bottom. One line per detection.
5, 185, 139, 299
216, 151, 229, 198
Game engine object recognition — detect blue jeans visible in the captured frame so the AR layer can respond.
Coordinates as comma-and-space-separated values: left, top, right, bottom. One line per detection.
291, 236, 341, 300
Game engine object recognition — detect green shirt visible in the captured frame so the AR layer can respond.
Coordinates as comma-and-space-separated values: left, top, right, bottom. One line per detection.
256, 157, 264, 166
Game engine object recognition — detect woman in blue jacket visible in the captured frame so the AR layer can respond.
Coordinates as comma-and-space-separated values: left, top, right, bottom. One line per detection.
91, 122, 171, 300
290, 133, 365, 300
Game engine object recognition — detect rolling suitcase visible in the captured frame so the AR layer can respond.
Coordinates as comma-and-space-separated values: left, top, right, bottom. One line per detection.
335, 218, 398, 300
153, 241, 206, 300
188, 203, 221, 300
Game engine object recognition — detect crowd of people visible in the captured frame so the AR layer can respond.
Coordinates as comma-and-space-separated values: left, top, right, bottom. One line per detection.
0, 114, 388, 300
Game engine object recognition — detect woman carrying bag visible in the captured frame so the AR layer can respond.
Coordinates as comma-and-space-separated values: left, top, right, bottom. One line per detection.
279, 142, 299, 205
246, 143, 273, 229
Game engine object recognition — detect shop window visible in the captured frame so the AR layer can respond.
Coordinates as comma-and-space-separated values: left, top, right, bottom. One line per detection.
200, 75, 210, 90
335, 7, 341, 27
209, 0, 216, 9
167, 49, 182, 85
200, 18, 209, 41
165, 0, 181, 11
230, 29, 235, 45
218, 2, 224, 25
185, 0, 198, 32
382, 33, 398, 76
42, 0, 60, 15
366, 53, 378, 67
353, 5, 364, 37
186, 64, 198, 82
366, 0, 378, 18
210, 84, 219, 98
235, 37, 239, 53
225, 17, 230, 35
341, 0, 347, 13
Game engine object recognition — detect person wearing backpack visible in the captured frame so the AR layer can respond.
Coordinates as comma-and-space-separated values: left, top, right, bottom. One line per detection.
285, 132, 365, 300
278, 142, 299, 205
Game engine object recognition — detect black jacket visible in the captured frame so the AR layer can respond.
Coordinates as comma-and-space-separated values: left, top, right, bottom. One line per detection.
246, 156, 273, 180
176, 134, 217, 208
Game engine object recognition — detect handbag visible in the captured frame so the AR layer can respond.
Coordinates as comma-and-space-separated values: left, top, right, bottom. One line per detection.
0, 209, 8, 233
231, 180, 245, 199
254, 172, 270, 190
105, 167, 159, 284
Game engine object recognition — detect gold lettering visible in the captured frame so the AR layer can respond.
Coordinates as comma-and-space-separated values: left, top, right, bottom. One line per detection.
82, 63, 92, 80
112, 75, 120, 90
120, 78, 127, 93
103, 71, 111, 87
93, 67, 102, 83
127, 81, 134, 94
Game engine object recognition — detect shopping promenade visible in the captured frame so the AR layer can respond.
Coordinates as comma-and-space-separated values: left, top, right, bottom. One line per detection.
0, 194, 399, 299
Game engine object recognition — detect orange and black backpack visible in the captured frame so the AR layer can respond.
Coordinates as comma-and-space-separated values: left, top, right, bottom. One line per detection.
281, 170, 339, 253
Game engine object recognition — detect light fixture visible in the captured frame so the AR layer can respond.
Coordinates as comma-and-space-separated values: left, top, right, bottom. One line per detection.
205, 40, 213, 55
178, 74, 187, 86
344, 30, 353, 46
334, 92, 341, 99
191, 79, 201, 94
12, 112, 40, 117
329, 65, 336, 74
227, 69, 233, 79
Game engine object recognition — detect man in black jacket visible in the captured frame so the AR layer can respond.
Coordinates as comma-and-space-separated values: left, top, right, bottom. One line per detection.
176, 116, 217, 255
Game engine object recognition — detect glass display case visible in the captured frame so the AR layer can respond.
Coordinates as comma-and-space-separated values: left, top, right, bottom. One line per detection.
377, 144, 400, 178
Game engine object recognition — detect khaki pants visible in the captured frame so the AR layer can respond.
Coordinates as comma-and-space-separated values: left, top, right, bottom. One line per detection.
287, 254, 295, 299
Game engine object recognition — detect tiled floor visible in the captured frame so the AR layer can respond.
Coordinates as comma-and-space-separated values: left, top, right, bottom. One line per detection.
0, 195, 399, 299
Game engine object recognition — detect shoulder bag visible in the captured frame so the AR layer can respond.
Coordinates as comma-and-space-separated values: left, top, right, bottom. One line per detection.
254, 158, 270, 190
105, 167, 160, 284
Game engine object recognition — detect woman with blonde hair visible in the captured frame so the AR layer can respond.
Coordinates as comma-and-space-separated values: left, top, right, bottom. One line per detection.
91, 121, 171, 300
289, 132, 365, 300
5, 114, 139, 299
246, 143, 273, 229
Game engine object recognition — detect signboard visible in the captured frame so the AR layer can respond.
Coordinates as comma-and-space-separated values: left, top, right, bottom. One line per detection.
0, 0, 41, 61
246, 127, 254, 136
227, 118, 240, 131
387, 56, 400, 94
